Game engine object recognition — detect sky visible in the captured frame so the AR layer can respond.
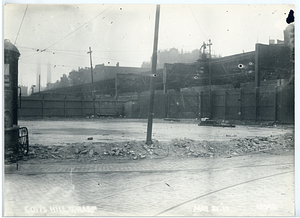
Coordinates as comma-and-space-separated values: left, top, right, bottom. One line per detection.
3, 3, 295, 89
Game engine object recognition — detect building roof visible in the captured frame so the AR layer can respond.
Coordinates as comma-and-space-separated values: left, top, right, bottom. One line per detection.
4, 39, 20, 55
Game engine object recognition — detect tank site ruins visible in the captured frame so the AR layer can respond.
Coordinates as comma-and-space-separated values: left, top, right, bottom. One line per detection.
3, 4, 295, 217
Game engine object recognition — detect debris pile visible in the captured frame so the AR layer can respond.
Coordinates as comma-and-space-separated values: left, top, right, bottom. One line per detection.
169, 133, 294, 158
103, 142, 147, 160
198, 119, 236, 127
234, 133, 294, 153
171, 138, 217, 157
22, 133, 293, 163
234, 137, 272, 152
27, 141, 150, 162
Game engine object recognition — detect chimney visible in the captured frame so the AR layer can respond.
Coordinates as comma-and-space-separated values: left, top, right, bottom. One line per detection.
36, 58, 41, 90
47, 61, 51, 84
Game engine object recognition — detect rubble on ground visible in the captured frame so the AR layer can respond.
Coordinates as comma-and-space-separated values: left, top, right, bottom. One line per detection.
22, 133, 294, 162
198, 119, 236, 127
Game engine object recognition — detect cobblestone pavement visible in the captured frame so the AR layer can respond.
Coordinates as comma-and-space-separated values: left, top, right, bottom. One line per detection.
4, 153, 294, 216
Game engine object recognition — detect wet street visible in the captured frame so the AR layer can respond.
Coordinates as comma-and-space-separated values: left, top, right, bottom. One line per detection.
4, 153, 294, 216
19, 119, 293, 145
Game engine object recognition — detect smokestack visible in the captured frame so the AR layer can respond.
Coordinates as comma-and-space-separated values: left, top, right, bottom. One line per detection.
36, 58, 41, 90
47, 61, 51, 84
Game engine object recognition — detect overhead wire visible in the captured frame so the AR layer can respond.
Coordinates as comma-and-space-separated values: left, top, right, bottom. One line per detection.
43, 5, 114, 51
19, 61, 79, 69
39, 48, 152, 53
18, 45, 151, 54
14, 5, 28, 45
19, 6, 219, 86
20, 55, 143, 68
20, 5, 114, 59
19, 46, 150, 66
16, 5, 163, 70
189, 5, 208, 41
20, 48, 144, 65
17, 46, 39, 51
20, 51, 46, 59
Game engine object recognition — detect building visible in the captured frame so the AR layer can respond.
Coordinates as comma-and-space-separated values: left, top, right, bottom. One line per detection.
19, 85, 28, 96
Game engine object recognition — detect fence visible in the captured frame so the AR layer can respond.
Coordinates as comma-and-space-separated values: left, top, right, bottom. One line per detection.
135, 85, 294, 123
18, 85, 294, 124
18, 95, 124, 118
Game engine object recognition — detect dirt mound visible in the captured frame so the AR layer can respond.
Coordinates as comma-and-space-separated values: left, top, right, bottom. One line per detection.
19, 133, 294, 163
168, 133, 294, 158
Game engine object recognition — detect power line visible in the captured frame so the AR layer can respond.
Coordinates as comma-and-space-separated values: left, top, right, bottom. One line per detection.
20, 52, 44, 59
20, 50, 143, 66
46, 49, 144, 64
19, 61, 79, 68
17, 46, 38, 50
43, 5, 114, 51
20, 5, 113, 59
19, 47, 89, 60
18, 45, 151, 53
14, 5, 28, 45
189, 5, 208, 41
20, 46, 144, 65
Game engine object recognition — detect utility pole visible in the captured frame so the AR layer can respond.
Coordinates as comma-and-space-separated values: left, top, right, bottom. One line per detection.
87, 47, 96, 117
207, 39, 213, 119
88, 47, 94, 84
207, 39, 212, 59
38, 75, 41, 92
146, 4, 160, 145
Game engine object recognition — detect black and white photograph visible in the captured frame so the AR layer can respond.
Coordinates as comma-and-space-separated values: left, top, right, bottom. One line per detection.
2, 1, 297, 216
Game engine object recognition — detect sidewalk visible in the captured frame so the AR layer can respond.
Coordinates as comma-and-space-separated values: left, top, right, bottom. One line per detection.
5, 152, 293, 174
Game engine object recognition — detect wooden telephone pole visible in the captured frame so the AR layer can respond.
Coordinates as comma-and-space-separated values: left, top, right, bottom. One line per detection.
207, 39, 213, 119
146, 5, 160, 145
87, 47, 96, 117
